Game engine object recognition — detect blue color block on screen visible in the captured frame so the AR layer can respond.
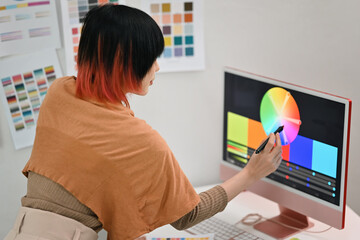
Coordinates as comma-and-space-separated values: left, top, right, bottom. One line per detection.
163, 48, 172, 58
312, 140, 338, 178
289, 135, 313, 169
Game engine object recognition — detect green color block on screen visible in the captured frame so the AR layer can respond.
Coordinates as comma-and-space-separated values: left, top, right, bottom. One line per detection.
227, 141, 247, 152
227, 112, 248, 146
233, 155, 248, 164
228, 148, 247, 159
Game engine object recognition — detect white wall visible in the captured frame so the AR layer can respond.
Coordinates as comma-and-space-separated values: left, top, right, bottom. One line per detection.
1, 0, 359, 238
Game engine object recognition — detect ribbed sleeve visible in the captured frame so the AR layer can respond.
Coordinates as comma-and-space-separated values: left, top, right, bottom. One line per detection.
170, 185, 228, 230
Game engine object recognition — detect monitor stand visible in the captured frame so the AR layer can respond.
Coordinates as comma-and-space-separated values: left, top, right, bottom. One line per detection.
254, 205, 314, 239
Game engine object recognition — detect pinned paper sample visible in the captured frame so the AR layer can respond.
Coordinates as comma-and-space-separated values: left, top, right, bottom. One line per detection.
0, 0, 61, 57
0, 49, 62, 150
60, 0, 126, 76
142, 0, 205, 72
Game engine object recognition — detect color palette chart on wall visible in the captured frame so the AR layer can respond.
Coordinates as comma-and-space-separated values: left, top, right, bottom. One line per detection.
60, 0, 125, 76
0, 49, 62, 150
142, 0, 205, 72
0, 0, 60, 57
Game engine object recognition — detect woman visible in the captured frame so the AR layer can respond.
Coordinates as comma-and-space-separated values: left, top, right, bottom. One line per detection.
5, 4, 282, 240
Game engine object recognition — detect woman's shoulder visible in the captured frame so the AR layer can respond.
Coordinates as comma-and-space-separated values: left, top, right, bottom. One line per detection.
45, 76, 76, 99
49, 76, 75, 90
125, 116, 170, 151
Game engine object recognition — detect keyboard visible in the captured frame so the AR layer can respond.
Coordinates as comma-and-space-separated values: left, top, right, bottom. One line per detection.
185, 217, 265, 240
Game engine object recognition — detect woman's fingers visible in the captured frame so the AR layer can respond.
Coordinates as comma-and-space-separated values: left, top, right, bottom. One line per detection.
274, 155, 282, 169
272, 133, 282, 154
274, 148, 283, 164
263, 133, 275, 153
275, 132, 282, 146
272, 133, 283, 169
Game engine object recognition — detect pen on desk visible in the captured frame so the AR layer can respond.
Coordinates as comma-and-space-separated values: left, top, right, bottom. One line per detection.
255, 125, 284, 154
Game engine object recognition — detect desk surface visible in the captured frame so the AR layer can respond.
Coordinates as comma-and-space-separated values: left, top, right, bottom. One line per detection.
146, 184, 360, 240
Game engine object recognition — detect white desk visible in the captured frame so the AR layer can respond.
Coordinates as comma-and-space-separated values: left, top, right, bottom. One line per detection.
146, 185, 360, 240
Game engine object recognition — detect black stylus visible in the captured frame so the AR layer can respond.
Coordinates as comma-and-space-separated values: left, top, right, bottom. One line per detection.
255, 125, 284, 154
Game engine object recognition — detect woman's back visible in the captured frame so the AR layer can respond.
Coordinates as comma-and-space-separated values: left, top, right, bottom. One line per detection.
22, 76, 200, 239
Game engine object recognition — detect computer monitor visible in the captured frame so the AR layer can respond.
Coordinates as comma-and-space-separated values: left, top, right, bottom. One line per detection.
221, 67, 352, 239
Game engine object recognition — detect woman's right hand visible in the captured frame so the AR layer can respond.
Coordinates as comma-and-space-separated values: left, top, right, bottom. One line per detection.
220, 132, 283, 202
244, 132, 283, 182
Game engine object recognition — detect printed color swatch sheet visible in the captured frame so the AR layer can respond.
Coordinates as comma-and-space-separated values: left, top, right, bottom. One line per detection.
142, 0, 205, 72
0, 0, 60, 57
0, 50, 62, 150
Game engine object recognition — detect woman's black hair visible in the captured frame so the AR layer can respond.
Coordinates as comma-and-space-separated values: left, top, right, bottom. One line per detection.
77, 4, 164, 81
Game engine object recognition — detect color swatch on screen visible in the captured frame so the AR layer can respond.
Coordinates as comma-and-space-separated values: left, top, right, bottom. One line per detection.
227, 112, 267, 163
227, 112, 337, 178
149, 1, 195, 58
260, 87, 301, 145
1, 66, 56, 132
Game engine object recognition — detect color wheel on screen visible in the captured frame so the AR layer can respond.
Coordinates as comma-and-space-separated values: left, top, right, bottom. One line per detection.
260, 87, 301, 145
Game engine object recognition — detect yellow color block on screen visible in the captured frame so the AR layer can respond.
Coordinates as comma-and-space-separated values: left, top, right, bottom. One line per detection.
164, 37, 172, 46
227, 112, 248, 146
248, 118, 267, 149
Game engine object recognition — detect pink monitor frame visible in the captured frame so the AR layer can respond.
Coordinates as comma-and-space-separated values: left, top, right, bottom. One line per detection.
221, 67, 351, 238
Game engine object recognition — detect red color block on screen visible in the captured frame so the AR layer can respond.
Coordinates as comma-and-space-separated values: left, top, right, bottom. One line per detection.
282, 144, 290, 161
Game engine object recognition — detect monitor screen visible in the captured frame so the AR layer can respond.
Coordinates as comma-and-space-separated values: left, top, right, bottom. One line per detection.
221, 67, 351, 235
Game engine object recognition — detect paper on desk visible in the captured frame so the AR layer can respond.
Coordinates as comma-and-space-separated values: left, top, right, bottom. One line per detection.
146, 233, 214, 240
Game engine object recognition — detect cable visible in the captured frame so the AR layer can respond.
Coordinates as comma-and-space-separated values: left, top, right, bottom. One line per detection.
237, 213, 333, 234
